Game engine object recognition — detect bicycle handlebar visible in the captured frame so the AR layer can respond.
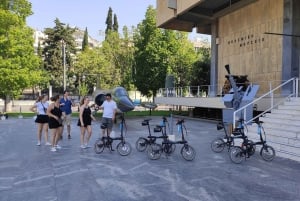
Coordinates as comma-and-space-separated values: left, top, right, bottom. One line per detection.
176, 119, 184, 125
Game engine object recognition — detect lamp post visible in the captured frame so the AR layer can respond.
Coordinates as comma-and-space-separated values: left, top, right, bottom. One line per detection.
61, 40, 66, 91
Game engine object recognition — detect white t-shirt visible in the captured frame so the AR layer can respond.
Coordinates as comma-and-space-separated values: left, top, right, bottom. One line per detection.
101, 100, 117, 118
35, 101, 49, 115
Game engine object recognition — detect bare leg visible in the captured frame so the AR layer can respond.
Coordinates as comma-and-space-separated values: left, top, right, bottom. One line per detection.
43, 123, 49, 144
36, 123, 43, 145
85, 126, 92, 146
67, 125, 71, 136
80, 127, 86, 147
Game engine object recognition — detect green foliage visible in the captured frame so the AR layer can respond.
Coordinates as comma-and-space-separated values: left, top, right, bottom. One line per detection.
105, 7, 113, 36
42, 18, 77, 92
74, 48, 108, 92
190, 47, 211, 88
113, 14, 119, 32
82, 27, 89, 51
0, 0, 45, 111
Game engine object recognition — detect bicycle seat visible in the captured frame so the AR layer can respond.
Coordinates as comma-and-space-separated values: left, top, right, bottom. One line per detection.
141, 120, 149, 126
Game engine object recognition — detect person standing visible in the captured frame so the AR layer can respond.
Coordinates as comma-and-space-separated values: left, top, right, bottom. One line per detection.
30, 94, 50, 146
77, 96, 96, 149
98, 93, 117, 137
47, 95, 63, 152
60, 90, 74, 139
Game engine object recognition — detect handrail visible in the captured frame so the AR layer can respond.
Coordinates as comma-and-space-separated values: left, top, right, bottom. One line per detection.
233, 77, 299, 128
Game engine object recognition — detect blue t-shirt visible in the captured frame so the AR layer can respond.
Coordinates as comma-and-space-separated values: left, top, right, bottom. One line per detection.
60, 98, 72, 115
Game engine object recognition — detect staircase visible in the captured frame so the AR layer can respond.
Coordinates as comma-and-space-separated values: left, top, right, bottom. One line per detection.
246, 97, 300, 162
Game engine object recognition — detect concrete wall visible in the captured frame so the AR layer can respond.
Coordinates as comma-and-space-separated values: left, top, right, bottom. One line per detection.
217, 0, 284, 94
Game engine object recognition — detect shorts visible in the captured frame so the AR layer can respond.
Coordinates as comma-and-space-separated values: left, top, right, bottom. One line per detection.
63, 114, 72, 126
35, 115, 49, 124
101, 117, 113, 129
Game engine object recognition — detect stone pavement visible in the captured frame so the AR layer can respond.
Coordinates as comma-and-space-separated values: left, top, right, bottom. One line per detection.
0, 116, 299, 201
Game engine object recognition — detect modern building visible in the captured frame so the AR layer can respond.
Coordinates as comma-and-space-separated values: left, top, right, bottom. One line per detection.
156, 0, 300, 96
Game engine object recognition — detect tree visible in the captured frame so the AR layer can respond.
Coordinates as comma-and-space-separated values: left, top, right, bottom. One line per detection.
113, 14, 119, 32
0, 0, 46, 111
42, 18, 77, 92
74, 48, 109, 93
133, 6, 171, 98
190, 47, 211, 94
105, 7, 113, 37
82, 27, 89, 51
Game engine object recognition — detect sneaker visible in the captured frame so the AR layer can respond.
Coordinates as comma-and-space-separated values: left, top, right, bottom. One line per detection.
80, 145, 86, 149
68, 135, 71, 139
36, 141, 41, 146
50, 147, 57, 152
45, 142, 51, 146
85, 144, 91, 148
55, 145, 62, 149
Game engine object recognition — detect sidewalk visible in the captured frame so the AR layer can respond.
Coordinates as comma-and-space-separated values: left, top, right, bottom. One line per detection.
0, 117, 299, 201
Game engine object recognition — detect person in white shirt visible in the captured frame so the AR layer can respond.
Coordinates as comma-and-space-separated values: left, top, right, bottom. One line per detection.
30, 94, 50, 146
98, 93, 117, 137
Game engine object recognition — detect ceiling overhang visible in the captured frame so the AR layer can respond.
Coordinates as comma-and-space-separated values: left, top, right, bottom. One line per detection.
158, 0, 257, 34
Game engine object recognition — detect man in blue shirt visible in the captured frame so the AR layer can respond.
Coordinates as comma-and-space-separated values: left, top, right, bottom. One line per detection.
60, 90, 74, 139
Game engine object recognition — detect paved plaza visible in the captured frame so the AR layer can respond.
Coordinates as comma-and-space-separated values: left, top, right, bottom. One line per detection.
0, 116, 299, 201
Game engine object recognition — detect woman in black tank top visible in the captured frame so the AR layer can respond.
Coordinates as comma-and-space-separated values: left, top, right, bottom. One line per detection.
47, 95, 63, 152
78, 96, 96, 148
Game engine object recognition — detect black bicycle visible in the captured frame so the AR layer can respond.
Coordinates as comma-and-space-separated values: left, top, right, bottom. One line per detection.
135, 117, 170, 152
211, 120, 245, 153
94, 113, 132, 156
230, 120, 275, 164
147, 119, 196, 161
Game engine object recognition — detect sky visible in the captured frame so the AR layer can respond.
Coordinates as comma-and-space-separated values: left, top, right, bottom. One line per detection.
27, 0, 157, 41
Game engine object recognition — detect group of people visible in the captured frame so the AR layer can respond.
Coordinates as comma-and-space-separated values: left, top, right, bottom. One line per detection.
31, 90, 117, 152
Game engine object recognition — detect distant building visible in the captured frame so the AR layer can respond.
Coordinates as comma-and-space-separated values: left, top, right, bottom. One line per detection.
31, 28, 101, 53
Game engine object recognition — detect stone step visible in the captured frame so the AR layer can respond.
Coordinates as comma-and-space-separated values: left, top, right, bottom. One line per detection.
277, 104, 300, 111
271, 109, 300, 115
259, 116, 300, 127
266, 112, 300, 120
247, 125, 299, 139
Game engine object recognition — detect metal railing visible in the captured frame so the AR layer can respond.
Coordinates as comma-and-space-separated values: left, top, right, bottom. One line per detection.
157, 85, 221, 98
233, 77, 299, 128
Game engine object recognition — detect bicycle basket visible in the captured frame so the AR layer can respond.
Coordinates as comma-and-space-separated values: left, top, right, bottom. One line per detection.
153, 126, 162, 132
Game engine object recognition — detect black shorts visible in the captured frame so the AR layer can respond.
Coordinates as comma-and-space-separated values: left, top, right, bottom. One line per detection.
35, 115, 49, 124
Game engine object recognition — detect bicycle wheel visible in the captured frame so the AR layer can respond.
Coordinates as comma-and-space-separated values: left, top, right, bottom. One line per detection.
162, 143, 176, 154
181, 144, 196, 161
94, 138, 105, 154
135, 137, 148, 152
260, 145, 275, 161
147, 143, 162, 160
116, 141, 132, 156
211, 138, 225, 153
229, 146, 244, 164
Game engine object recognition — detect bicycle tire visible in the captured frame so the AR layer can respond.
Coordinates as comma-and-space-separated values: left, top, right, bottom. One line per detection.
94, 138, 105, 154
116, 141, 132, 156
211, 138, 225, 153
229, 146, 244, 164
135, 137, 148, 152
147, 143, 162, 160
180, 144, 196, 161
260, 145, 275, 161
